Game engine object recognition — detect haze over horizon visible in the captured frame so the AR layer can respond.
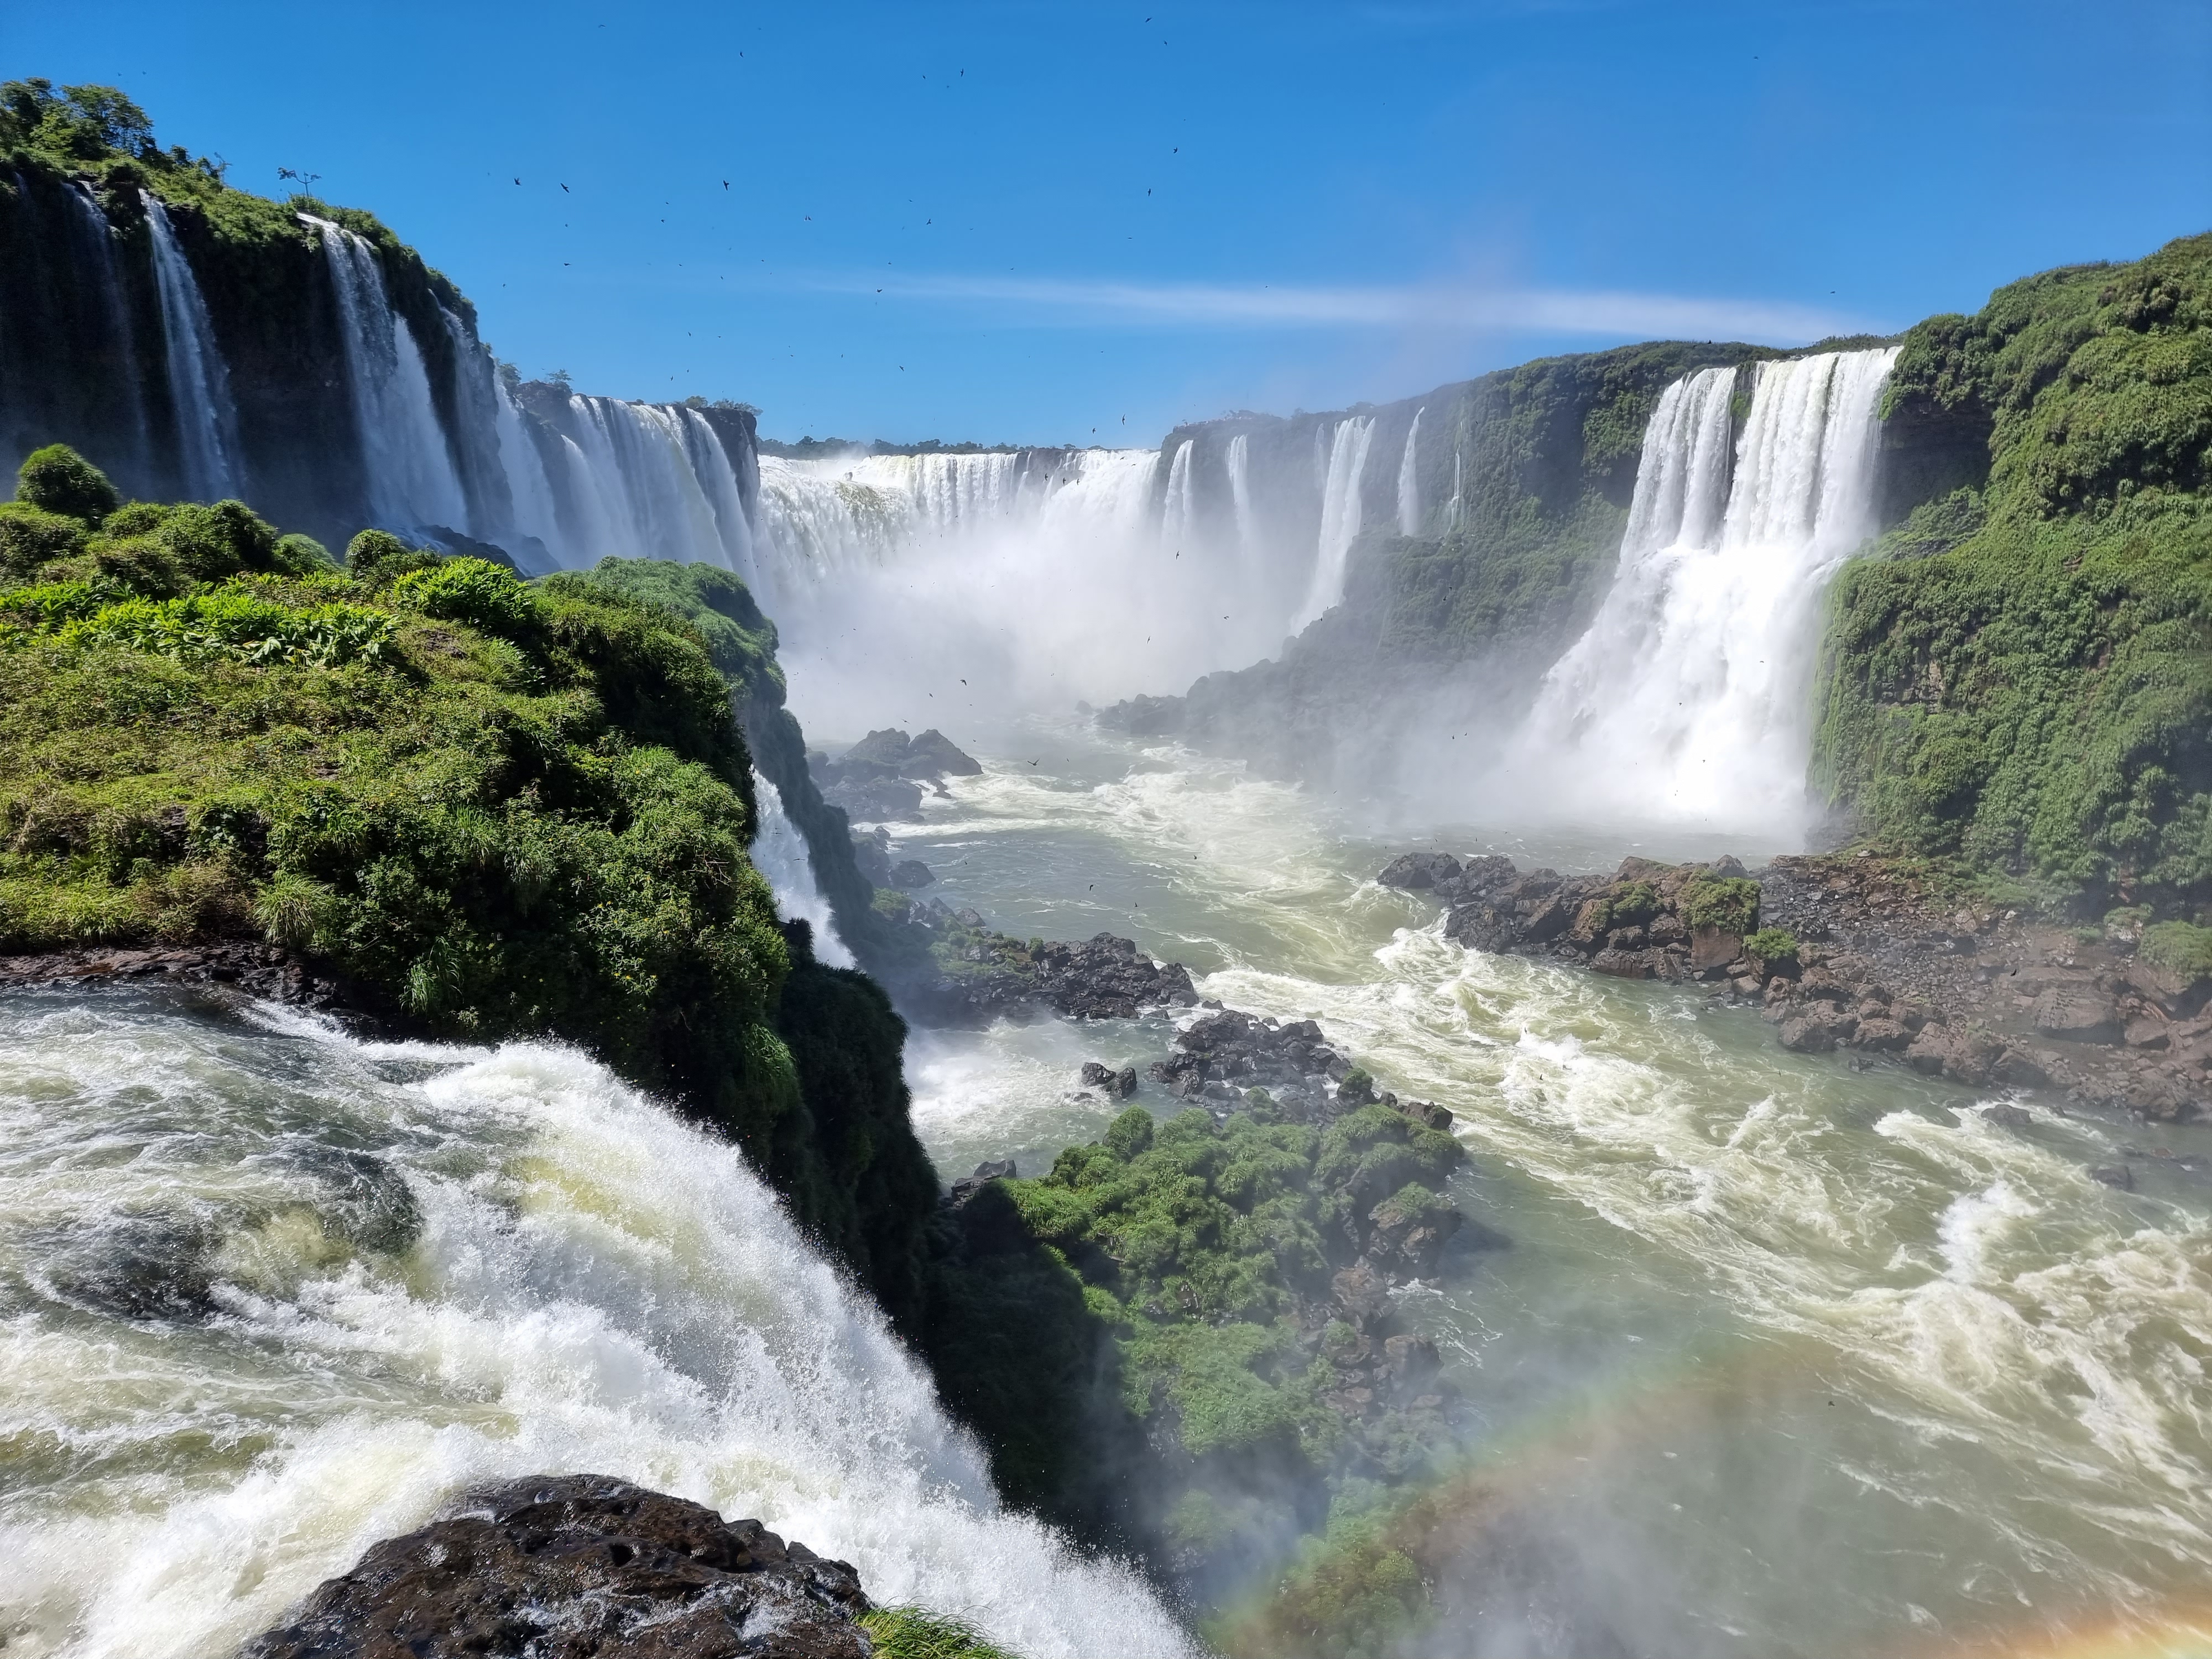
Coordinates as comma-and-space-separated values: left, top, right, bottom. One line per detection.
4, 0, 2207, 445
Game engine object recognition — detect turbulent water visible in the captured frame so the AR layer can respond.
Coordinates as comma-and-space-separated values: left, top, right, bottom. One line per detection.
860, 726, 2212, 1659
0, 993, 1192, 1659
750, 768, 854, 968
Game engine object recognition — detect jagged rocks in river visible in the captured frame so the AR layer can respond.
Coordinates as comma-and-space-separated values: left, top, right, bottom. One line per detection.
242, 1474, 870, 1659
917, 926, 1199, 1022
891, 859, 936, 890
1080, 1060, 1139, 1098
1385, 847, 2212, 1123
822, 774, 925, 822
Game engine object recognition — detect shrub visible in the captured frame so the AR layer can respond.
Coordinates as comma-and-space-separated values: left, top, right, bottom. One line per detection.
1681, 873, 1761, 935
1743, 927, 1799, 966
2141, 921, 2212, 983
15, 444, 119, 524
389, 556, 543, 639
0, 501, 89, 581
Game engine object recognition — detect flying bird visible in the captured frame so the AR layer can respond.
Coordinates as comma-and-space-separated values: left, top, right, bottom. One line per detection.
513, 177, 521, 184
561, 183, 569, 192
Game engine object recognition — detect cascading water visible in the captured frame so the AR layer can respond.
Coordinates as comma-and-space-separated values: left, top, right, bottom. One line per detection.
1292, 414, 1376, 629
1225, 432, 1256, 559
1396, 406, 1424, 536
142, 194, 242, 502
1499, 347, 1899, 834
303, 214, 471, 534
552, 395, 757, 578
1161, 439, 1196, 549
62, 184, 150, 484
750, 769, 854, 968
0, 990, 1194, 1659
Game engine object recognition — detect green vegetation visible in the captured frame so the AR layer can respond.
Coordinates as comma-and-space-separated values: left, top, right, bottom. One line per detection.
2141, 920, 2212, 981
858, 1607, 1023, 1659
921, 1097, 1467, 1590
1743, 927, 1801, 968
1679, 872, 1761, 935
1816, 232, 2212, 915
0, 447, 936, 1322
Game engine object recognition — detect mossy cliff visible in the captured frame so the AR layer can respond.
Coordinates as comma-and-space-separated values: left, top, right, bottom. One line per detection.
1815, 232, 2212, 916
0, 81, 485, 542
0, 447, 936, 1326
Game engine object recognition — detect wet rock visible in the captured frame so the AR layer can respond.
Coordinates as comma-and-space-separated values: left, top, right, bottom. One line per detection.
902, 728, 982, 779
947, 1160, 1018, 1207
240, 1474, 870, 1659
1378, 852, 1462, 890
1981, 1103, 2035, 1129
889, 859, 935, 890
2089, 1164, 2135, 1190
1079, 1061, 1138, 1098
822, 774, 922, 822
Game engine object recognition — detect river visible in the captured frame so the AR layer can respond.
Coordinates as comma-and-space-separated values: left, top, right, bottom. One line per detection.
886, 719, 2212, 1659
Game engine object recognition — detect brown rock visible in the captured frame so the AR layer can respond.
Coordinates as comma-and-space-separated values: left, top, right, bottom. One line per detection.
1591, 948, 1655, 979
1689, 926, 1742, 971
2032, 988, 2122, 1044
1851, 1018, 1913, 1053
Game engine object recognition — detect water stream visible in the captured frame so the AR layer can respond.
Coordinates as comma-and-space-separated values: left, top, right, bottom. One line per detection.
871, 725, 2212, 1659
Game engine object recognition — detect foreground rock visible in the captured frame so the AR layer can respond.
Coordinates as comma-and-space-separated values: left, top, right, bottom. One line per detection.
243, 1475, 870, 1659
1380, 849, 2211, 1121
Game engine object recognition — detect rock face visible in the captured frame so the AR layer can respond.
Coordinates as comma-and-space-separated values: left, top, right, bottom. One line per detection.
1148, 1008, 1350, 1113
242, 1475, 870, 1659
0, 941, 356, 1010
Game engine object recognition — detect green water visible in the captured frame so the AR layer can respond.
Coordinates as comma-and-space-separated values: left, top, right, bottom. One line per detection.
883, 719, 2212, 1659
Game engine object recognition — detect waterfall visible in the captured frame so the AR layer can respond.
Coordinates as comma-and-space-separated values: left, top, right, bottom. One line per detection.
545, 395, 757, 579
302, 214, 470, 534
142, 195, 242, 502
1396, 407, 1424, 537
62, 184, 150, 485
751, 769, 854, 968
493, 380, 566, 572
1291, 415, 1376, 630
1225, 433, 1255, 556
1619, 366, 1737, 557
1161, 439, 1196, 548
1502, 347, 1899, 834
1449, 449, 1463, 530
0, 993, 1195, 1659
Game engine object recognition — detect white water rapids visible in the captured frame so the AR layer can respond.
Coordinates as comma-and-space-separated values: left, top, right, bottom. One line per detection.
866, 729, 2212, 1658
0, 992, 1192, 1659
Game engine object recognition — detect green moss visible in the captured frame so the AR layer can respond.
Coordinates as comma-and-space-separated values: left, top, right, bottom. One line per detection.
1743, 927, 1799, 965
1679, 873, 1760, 935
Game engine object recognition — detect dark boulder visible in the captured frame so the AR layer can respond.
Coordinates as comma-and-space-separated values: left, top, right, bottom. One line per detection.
1378, 852, 1461, 890
241, 1474, 869, 1659
890, 859, 935, 890
903, 728, 982, 779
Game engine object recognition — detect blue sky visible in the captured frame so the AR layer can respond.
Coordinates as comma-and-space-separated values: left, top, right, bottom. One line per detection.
8, 1, 2208, 445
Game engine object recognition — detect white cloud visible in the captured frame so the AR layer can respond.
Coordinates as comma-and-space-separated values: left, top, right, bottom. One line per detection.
804, 270, 1877, 344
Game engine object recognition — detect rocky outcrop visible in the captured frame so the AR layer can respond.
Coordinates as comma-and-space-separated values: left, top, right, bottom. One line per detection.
811, 728, 981, 822
0, 941, 357, 1010
904, 914, 1199, 1024
1381, 847, 2212, 1123
242, 1475, 870, 1659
